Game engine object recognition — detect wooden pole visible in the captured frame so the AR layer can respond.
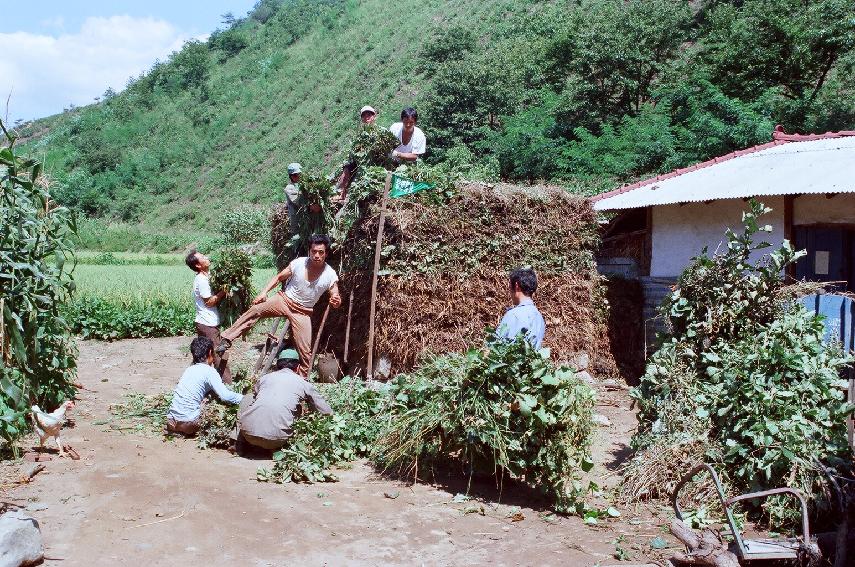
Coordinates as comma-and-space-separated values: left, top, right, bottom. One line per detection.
343, 289, 354, 364
366, 172, 392, 379
308, 304, 331, 375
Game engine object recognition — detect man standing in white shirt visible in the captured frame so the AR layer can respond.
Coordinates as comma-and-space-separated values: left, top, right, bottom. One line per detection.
185, 250, 232, 383
218, 234, 342, 375
389, 107, 426, 162
166, 336, 243, 436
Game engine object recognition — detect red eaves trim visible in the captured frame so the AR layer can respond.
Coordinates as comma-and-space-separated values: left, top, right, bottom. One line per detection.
591, 125, 855, 203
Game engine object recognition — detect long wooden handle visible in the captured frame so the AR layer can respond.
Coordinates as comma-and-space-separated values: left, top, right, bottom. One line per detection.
309, 304, 332, 374
366, 172, 392, 379
343, 289, 355, 364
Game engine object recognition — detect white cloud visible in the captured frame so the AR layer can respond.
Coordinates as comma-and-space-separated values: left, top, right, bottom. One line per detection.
0, 16, 201, 122
40, 16, 65, 30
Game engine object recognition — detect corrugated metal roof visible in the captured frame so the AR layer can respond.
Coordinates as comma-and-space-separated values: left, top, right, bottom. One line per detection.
592, 129, 855, 211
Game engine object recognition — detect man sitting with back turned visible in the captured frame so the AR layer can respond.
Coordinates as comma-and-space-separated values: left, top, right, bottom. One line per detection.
496, 267, 546, 349
236, 348, 332, 453
166, 336, 243, 436
217, 234, 342, 375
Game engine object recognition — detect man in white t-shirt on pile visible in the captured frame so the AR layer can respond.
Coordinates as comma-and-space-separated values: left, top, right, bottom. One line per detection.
185, 250, 232, 383
389, 107, 426, 162
217, 234, 342, 375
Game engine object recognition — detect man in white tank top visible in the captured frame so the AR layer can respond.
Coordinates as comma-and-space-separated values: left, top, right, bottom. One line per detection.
218, 234, 341, 375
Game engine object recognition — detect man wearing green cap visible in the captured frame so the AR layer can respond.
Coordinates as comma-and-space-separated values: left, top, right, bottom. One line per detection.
284, 162, 303, 237
235, 348, 332, 452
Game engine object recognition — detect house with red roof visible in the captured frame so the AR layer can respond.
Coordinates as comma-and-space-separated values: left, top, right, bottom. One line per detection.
593, 126, 855, 326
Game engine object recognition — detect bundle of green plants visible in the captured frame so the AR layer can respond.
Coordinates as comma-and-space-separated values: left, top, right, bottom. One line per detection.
346, 124, 400, 170
372, 335, 596, 512
257, 378, 390, 483
210, 247, 255, 326
196, 374, 253, 449
624, 200, 854, 526
0, 118, 78, 449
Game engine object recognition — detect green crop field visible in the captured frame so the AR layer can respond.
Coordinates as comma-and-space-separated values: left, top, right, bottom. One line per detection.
64, 256, 276, 340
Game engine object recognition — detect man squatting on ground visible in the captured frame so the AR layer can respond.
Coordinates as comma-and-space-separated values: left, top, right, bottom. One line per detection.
166, 337, 243, 436
185, 250, 232, 382
217, 234, 342, 375
496, 268, 546, 349
235, 348, 332, 452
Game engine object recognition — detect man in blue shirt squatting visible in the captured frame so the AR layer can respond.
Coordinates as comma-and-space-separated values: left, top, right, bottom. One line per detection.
496, 267, 546, 349
166, 336, 243, 436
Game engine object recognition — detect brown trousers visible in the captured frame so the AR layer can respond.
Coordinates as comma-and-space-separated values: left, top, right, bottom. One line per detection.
166, 417, 200, 437
221, 292, 314, 375
195, 323, 233, 384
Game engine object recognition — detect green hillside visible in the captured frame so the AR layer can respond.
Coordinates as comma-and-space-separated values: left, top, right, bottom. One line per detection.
17, 0, 855, 244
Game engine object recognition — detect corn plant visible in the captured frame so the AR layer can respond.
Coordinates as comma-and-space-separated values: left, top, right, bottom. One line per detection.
0, 118, 78, 450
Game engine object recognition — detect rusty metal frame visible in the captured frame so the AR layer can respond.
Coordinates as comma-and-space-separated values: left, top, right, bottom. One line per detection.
672, 463, 811, 561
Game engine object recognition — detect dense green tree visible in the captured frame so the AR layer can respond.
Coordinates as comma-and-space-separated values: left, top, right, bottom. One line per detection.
699, 0, 855, 126
547, 0, 693, 134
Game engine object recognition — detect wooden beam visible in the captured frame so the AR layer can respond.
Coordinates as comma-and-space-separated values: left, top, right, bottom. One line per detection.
784, 195, 795, 281
644, 206, 653, 276
366, 172, 392, 379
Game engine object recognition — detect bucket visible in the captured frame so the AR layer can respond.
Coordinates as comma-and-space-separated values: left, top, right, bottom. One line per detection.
316, 353, 340, 383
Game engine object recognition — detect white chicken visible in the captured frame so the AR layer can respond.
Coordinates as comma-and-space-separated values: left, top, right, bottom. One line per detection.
31, 400, 75, 457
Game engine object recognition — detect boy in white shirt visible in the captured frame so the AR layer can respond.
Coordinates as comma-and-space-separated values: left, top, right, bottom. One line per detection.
218, 234, 342, 375
185, 250, 231, 383
389, 107, 426, 162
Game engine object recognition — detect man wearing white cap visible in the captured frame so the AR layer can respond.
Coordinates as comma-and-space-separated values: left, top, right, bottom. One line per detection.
359, 105, 377, 125
335, 105, 380, 201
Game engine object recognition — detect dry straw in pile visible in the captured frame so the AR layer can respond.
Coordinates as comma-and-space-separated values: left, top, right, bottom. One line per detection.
300, 181, 618, 375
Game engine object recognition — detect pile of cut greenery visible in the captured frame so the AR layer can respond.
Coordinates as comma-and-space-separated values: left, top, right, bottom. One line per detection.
257, 377, 390, 483
105, 392, 172, 435
373, 335, 596, 512
622, 200, 854, 526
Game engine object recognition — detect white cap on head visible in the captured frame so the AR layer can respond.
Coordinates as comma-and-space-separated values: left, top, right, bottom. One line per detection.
287, 163, 302, 175
360, 105, 377, 116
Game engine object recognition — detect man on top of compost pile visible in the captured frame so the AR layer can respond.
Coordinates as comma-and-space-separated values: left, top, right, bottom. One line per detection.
334, 105, 381, 201
166, 336, 243, 436
234, 348, 332, 454
496, 267, 546, 349
389, 107, 426, 162
185, 249, 232, 383
217, 234, 342, 375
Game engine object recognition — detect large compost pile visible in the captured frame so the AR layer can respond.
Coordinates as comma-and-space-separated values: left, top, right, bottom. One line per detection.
267, 123, 613, 376
323, 182, 612, 374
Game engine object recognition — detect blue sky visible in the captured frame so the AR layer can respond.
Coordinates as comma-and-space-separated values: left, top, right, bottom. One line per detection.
0, 1, 257, 123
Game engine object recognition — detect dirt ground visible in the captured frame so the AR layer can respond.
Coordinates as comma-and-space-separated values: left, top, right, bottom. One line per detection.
2, 336, 679, 566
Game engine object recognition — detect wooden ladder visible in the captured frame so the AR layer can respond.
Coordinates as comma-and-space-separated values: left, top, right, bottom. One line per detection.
253, 317, 291, 377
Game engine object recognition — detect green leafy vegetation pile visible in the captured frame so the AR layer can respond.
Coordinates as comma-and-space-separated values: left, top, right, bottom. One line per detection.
374, 337, 595, 512
15, 0, 855, 239
318, 182, 612, 374
622, 201, 854, 525
257, 377, 390, 483
210, 247, 256, 326
0, 119, 78, 449
105, 392, 172, 435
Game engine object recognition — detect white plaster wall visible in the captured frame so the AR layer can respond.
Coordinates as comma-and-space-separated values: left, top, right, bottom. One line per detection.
794, 193, 855, 225
651, 197, 786, 277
